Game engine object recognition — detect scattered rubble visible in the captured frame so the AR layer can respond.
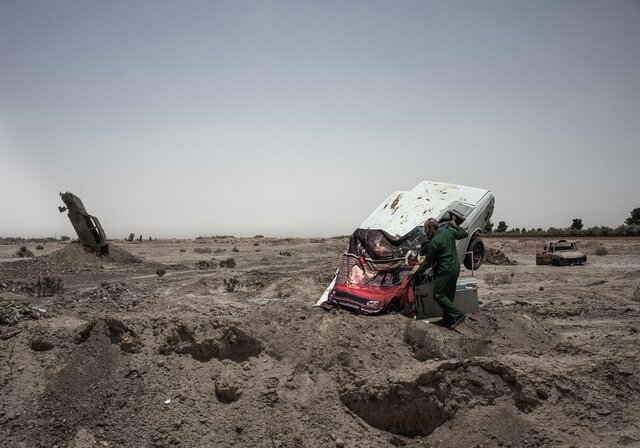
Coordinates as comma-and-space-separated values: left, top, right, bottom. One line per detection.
0, 302, 48, 326
484, 247, 518, 265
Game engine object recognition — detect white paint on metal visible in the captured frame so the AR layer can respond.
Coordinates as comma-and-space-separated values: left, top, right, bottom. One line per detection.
315, 276, 336, 307
360, 181, 490, 237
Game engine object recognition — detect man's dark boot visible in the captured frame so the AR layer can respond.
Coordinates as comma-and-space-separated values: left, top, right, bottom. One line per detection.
449, 313, 466, 330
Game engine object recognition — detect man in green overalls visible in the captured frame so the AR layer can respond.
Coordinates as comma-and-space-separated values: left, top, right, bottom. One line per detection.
415, 217, 468, 329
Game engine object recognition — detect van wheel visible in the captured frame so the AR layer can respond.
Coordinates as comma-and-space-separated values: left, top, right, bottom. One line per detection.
464, 238, 485, 270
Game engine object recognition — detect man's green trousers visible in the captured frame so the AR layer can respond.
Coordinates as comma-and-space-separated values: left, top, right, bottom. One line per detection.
433, 269, 463, 325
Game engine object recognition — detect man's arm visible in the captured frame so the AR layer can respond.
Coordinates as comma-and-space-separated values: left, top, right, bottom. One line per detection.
416, 239, 438, 276
449, 219, 468, 240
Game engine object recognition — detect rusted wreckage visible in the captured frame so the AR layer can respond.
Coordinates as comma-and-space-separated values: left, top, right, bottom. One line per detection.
536, 240, 586, 266
316, 181, 494, 318
58, 192, 109, 255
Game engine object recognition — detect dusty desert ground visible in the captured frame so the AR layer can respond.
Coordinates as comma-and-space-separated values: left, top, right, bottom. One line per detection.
1, 236, 639, 448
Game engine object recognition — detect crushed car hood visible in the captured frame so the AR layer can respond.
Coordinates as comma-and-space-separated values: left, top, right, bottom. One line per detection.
556, 250, 585, 259
361, 181, 491, 237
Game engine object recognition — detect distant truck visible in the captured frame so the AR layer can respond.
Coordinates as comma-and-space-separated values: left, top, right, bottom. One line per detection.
536, 240, 587, 266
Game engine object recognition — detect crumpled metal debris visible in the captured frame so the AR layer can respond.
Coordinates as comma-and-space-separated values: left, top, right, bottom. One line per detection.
0, 303, 48, 326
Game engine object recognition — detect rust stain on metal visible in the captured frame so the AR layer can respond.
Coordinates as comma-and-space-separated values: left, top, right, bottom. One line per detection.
390, 194, 403, 214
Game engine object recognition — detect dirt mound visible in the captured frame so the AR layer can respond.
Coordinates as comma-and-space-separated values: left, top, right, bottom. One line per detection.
404, 320, 491, 360
24, 319, 146, 447
47, 242, 143, 266
0, 243, 153, 283
485, 247, 517, 265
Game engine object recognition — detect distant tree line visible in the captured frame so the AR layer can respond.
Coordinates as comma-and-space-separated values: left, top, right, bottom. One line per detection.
0, 236, 62, 244
195, 235, 236, 240
485, 208, 640, 237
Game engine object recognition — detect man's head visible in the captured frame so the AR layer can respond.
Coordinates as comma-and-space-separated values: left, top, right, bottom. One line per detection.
424, 218, 439, 235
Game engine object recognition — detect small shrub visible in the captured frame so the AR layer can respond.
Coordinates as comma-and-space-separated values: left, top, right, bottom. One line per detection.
484, 272, 512, 286
194, 247, 212, 254
279, 251, 292, 257
35, 244, 45, 250
60, 235, 70, 241
179, 248, 186, 253
232, 246, 239, 252
156, 267, 167, 277
35, 277, 64, 296
595, 246, 608, 256
214, 248, 225, 254
16, 246, 34, 258
219, 258, 236, 268
195, 260, 215, 270
253, 242, 260, 246
224, 277, 239, 292
100, 281, 110, 288
254, 235, 264, 238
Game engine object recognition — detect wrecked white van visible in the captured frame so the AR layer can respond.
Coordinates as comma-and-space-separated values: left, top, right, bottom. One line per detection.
316, 181, 494, 317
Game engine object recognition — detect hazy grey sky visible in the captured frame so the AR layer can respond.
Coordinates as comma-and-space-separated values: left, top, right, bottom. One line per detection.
2, 1, 639, 238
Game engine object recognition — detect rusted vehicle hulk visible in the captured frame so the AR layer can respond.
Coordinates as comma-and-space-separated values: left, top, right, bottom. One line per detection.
58, 192, 109, 255
536, 240, 586, 266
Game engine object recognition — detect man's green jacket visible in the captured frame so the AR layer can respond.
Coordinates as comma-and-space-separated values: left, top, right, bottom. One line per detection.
417, 226, 468, 275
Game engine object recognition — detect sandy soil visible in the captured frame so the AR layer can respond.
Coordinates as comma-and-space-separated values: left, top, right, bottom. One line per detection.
1, 237, 639, 448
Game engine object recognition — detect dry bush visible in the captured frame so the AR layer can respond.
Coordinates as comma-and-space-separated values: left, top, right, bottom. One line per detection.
36, 244, 45, 250
279, 251, 292, 257
179, 248, 186, 253
232, 246, 239, 252
219, 258, 236, 268
196, 260, 215, 270
35, 277, 63, 296
595, 246, 608, 256
224, 277, 239, 292
484, 272, 513, 286
156, 267, 167, 277
194, 247, 212, 254
16, 246, 34, 258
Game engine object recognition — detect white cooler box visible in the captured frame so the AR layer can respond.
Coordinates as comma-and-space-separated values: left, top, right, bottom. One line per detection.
413, 276, 479, 319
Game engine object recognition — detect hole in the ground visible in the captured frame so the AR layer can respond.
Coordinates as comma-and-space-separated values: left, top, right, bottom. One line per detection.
76, 321, 95, 343
31, 338, 54, 351
215, 374, 242, 403
218, 327, 263, 362
340, 360, 538, 437
105, 318, 142, 353
159, 323, 263, 362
